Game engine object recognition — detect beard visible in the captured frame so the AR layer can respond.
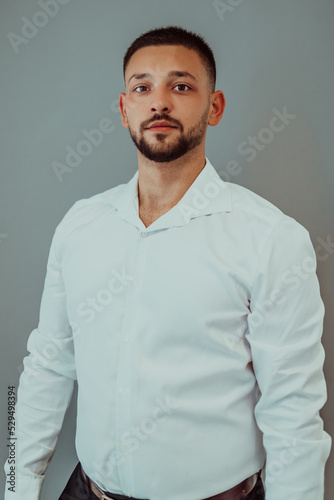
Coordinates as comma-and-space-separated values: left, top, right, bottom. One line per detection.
127, 105, 210, 163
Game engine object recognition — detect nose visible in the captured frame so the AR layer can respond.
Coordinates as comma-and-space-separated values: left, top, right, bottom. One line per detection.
149, 86, 172, 114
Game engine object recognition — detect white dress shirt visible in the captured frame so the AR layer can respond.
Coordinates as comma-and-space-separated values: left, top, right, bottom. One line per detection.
4, 157, 331, 500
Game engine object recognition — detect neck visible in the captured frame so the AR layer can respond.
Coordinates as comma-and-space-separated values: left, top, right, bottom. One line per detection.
137, 145, 207, 212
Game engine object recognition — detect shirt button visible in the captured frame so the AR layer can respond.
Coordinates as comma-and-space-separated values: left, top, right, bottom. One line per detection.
140, 231, 148, 238
119, 387, 126, 396
119, 444, 127, 451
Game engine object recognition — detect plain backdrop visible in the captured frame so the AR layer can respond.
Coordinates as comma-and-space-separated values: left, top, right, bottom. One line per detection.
1, 0, 333, 498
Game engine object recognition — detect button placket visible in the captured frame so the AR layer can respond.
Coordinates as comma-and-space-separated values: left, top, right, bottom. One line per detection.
115, 230, 149, 493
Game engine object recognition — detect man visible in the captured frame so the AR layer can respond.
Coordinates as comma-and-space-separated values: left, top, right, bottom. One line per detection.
4, 26, 331, 500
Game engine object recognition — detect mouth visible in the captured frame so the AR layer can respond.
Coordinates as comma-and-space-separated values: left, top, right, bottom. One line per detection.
146, 121, 178, 132
147, 125, 177, 132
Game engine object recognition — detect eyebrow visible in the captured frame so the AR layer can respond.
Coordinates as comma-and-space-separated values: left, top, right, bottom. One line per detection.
127, 70, 198, 85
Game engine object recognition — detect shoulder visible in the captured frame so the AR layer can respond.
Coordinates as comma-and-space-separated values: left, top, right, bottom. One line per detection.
223, 180, 311, 250
53, 182, 126, 240
226, 181, 303, 226
226, 181, 285, 222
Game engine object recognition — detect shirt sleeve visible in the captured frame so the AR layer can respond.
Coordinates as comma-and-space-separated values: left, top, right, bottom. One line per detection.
246, 217, 332, 500
3, 225, 77, 500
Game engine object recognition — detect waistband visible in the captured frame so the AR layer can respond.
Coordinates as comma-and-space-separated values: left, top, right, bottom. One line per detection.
80, 464, 260, 500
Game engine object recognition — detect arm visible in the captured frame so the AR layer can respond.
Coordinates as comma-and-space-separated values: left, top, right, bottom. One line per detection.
246, 218, 332, 500
4, 226, 76, 500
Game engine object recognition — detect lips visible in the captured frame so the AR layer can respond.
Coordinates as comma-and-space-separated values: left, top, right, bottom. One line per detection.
147, 121, 177, 129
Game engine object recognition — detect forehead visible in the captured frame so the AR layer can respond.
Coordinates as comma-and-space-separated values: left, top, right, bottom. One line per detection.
125, 45, 206, 84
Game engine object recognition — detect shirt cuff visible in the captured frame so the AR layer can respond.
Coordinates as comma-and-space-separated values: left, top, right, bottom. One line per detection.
4, 473, 44, 500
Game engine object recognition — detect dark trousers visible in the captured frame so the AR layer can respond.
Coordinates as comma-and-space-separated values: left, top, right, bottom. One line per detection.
58, 462, 265, 500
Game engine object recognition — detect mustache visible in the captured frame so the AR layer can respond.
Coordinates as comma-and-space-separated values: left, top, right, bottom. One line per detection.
142, 115, 183, 131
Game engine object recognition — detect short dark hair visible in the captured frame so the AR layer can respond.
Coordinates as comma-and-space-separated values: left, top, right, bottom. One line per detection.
123, 26, 216, 93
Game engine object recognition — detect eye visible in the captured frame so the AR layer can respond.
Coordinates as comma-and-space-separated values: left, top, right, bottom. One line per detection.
174, 84, 191, 91
133, 85, 149, 93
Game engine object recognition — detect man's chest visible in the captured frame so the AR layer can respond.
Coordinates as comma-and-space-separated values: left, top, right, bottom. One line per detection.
60, 217, 255, 342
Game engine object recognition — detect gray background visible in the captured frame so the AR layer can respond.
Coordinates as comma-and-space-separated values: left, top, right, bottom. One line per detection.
1, 0, 333, 498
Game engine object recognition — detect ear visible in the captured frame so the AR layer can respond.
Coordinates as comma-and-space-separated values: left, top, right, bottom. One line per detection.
208, 90, 226, 127
119, 93, 129, 128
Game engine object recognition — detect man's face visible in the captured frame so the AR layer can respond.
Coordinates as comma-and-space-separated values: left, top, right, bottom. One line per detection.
119, 45, 213, 163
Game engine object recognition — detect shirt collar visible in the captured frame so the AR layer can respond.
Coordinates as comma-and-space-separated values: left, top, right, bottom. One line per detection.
109, 157, 232, 231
